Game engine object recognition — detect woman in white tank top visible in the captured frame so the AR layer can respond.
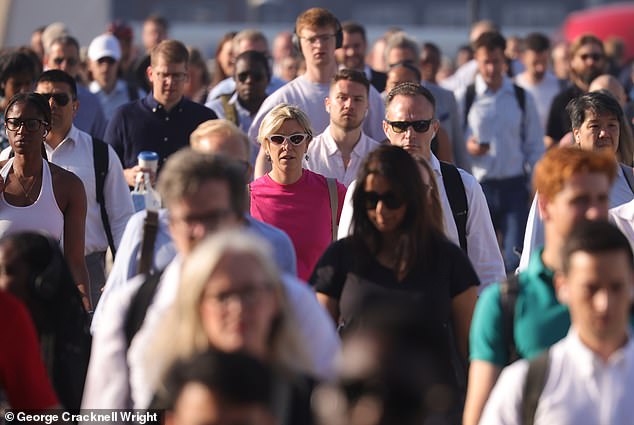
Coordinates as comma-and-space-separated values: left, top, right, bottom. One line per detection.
0, 93, 91, 310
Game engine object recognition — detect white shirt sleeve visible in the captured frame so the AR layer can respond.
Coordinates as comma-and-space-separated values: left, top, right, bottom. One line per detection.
104, 145, 135, 249
478, 360, 528, 425
337, 179, 356, 239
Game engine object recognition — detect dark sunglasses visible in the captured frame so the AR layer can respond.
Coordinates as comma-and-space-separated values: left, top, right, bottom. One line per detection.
579, 53, 603, 62
237, 71, 265, 83
53, 57, 78, 66
385, 118, 433, 133
97, 57, 117, 65
267, 133, 310, 145
39, 92, 72, 106
364, 191, 404, 210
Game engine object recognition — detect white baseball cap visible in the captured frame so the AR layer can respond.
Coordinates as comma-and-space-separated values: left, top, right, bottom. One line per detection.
88, 34, 121, 61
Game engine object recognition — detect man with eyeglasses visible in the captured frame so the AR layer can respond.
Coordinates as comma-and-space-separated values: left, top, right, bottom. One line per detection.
545, 34, 607, 147
339, 82, 505, 288
24, 70, 133, 309
88, 34, 145, 122
104, 40, 217, 187
85, 125, 339, 408
44, 35, 108, 139
250, 8, 385, 177
455, 31, 544, 273
206, 50, 270, 160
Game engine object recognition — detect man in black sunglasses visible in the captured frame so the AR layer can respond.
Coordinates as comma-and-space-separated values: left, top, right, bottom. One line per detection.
207, 51, 270, 152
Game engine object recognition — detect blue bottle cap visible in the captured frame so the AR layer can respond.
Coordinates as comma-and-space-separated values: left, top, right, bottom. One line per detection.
138, 151, 159, 161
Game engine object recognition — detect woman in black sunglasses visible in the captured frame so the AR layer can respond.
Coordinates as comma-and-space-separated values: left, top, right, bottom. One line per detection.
309, 145, 478, 423
250, 103, 347, 281
0, 92, 91, 311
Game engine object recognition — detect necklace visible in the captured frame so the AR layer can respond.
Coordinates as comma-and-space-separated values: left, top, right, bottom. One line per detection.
14, 173, 38, 203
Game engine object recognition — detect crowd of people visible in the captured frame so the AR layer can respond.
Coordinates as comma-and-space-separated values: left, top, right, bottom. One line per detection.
2, 6, 634, 425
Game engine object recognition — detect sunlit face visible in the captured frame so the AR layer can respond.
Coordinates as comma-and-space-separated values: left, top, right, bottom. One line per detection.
234, 57, 269, 104
149, 56, 189, 108
199, 252, 278, 358
571, 42, 605, 86
3, 73, 34, 100
364, 173, 406, 235
142, 21, 166, 51
89, 56, 119, 91
46, 42, 80, 78
383, 94, 438, 158
326, 79, 368, 131
168, 180, 240, 255
475, 46, 505, 89
36, 81, 77, 134
522, 49, 549, 81
336, 31, 366, 70
264, 119, 309, 176
540, 171, 610, 240
386, 46, 417, 67
573, 110, 620, 153
218, 39, 235, 77
166, 383, 274, 425
558, 250, 633, 351
298, 25, 337, 69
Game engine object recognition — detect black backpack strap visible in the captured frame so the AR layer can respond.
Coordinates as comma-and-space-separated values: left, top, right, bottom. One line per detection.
220, 93, 239, 127
499, 273, 520, 363
619, 163, 634, 194
513, 84, 527, 144
92, 136, 116, 256
126, 82, 140, 101
440, 161, 468, 253
522, 349, 550, 425
124, 269, 165, 348
463, 83, 476, 130
138, 210, 159, 276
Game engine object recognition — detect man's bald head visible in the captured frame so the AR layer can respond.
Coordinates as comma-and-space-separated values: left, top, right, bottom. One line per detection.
190, 119, 250, 163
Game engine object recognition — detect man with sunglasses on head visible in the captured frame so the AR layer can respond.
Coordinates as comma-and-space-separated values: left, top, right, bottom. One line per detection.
23, 69, 134, 309
455, 31, 544, 273
88, 34, 145, 123
339, 82, 505, 288
207, 50, 270, 161
44, 35, 108, 139
104, 40, 217, 187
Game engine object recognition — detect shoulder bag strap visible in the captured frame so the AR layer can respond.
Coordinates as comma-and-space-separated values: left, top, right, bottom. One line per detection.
326, 177, 338, 241
138, 209, 159, 276
92, 136, 116, 255
521, 349, 550, 425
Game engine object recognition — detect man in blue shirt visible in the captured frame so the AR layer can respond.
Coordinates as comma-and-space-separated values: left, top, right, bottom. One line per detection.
104, 39, 216, 186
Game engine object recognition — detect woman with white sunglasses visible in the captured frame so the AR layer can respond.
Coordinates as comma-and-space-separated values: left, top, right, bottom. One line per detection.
250, 103, 347, 281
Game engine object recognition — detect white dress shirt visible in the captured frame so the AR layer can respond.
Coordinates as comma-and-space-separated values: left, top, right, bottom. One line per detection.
455, 75, 544, 181
480, 328, 634, 425
89, 79, 145, 121
609, 198, 634, 252
0, 126, 135, 255
519, 164, 634, 271
306, 126, 381, 187
338, 153, 505, 286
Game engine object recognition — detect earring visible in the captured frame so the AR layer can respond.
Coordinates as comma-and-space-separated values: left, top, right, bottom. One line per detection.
305, 153, 310, 161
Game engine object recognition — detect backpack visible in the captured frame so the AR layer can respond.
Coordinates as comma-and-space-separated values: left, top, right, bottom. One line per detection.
499, 273, 521, 363
439, 161, 468, 253
521, 349, 550, 425
219, 93, 239, 127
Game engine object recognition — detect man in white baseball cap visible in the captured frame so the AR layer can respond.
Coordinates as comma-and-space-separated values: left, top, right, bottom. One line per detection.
88, 33, 145, 122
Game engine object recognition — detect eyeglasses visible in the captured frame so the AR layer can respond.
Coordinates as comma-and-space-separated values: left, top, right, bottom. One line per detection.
52, 57, 78, 66
237, 71, 265, 83
385, 119, 433, 133
5, 118, 48, 132
300, 34, 336, 45
155, 71, 188, 82
364, 191, 404, 210
579, 53, 604, 62
39, 92, 72, 106
97, 57, 117, 65
266, 133, 310, 145
203, 285, 270, 308
169, 209, 234, 231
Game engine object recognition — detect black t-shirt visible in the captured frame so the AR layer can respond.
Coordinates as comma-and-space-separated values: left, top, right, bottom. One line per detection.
546, 85, 584, 142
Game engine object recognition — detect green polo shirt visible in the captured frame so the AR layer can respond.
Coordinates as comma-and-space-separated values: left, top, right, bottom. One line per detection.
469, 248, 570, 366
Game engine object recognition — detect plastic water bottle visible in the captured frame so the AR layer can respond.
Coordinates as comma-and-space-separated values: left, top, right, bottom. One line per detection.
131, 151, 161, 212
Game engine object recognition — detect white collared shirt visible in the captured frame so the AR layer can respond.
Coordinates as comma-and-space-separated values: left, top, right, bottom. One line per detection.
519, 164, 634, 271
455, 75, 544, 181
0, 126, 135, 255
338, 153, 505, 286
480, 328, 634, 425
610, 198, 634, 252
306, 126, 381, 187
89, 79, 145, 121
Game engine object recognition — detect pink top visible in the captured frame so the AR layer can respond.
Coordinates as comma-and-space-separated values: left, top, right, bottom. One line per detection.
250, 169, 346, 281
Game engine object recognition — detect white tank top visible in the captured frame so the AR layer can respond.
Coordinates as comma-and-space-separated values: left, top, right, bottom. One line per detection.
0, 158, 64, 240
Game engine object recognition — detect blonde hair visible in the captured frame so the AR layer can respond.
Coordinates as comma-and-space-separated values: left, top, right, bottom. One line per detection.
257, 103, 313, 145
147, 230, 312, 395
189, 119, 250, 158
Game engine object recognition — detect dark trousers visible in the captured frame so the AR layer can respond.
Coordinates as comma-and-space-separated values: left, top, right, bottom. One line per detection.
86, 251, 106, 310
480, 175, 529, 272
